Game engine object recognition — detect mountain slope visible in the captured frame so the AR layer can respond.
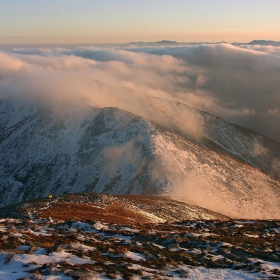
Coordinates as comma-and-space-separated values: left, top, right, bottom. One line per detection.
120, 93, 280, 180
0, 98, 279, 219
0, 97, 42, 131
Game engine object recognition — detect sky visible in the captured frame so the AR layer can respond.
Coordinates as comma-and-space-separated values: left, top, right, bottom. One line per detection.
1, 0, 280, 45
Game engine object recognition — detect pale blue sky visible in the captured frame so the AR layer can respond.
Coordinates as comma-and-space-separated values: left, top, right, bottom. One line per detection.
1, 0, 280, 44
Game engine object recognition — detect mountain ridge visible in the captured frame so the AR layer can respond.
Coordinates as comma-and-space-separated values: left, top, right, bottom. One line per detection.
0, 96, 279, 218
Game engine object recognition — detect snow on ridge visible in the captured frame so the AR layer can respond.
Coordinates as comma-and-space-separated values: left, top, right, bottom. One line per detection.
0, 97, 279, 219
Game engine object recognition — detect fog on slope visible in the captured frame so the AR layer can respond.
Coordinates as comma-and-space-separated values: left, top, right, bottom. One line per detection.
172, 173, 280, 219
0, 43, 280, 219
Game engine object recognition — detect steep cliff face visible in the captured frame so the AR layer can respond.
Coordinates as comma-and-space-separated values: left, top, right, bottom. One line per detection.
0, 97, 279, 218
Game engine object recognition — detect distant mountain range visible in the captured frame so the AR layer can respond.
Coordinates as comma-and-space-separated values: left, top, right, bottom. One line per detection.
0, 93, 279, 218
248, 40, 280, 46
129, 39, 280, 46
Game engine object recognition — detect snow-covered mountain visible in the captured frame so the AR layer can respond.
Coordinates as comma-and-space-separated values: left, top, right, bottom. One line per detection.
0, 95, 279, 218
121, 93, 280, 180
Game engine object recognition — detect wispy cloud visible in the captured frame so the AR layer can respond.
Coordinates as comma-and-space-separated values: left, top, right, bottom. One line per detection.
1, 43, 280, 141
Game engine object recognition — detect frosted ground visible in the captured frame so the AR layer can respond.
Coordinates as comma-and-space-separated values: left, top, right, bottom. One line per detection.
0, 216, 279, 279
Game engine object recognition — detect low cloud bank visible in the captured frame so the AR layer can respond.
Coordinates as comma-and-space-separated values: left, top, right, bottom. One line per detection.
1, 43, 280, 142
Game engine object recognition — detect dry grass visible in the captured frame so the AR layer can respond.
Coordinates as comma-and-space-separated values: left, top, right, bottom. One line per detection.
39, 201, 152, 225
11, 192, 229, 225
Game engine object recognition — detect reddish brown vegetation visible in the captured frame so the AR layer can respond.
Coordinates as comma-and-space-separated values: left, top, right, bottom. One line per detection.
40, 201, 152, 225
12, 192, 228, 226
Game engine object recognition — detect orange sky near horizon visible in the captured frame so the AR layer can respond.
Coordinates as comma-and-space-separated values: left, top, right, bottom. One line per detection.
1, 0, 280, 45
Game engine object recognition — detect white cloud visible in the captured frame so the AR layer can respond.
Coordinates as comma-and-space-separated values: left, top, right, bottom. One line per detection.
1, 43, 280, 141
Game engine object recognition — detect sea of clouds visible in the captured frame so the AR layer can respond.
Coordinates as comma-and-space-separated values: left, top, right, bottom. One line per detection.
0, 43, 280, 142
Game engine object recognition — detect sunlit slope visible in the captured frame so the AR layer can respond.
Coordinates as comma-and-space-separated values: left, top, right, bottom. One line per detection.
119, 93, 280, 180
0, 99, 279, 218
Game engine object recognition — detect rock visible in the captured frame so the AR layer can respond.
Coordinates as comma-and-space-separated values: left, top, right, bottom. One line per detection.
67, 270, 94, 280
27, 246, 37, 254
47, 244, 63, 254
195, 223, 205, 230
65, 217, 80, 226
266, 221, 279, 229
85, 219, 95, 225
42, 263, 57, 275
167, 242, 180, 249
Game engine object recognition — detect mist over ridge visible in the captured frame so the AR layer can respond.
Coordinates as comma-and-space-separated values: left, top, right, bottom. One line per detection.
1, 42, 280, 142
1, 42, 280, 219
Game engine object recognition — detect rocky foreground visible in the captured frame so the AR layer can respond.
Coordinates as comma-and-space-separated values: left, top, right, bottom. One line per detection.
0, 194, 279, 279
0, 218, 279, 279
